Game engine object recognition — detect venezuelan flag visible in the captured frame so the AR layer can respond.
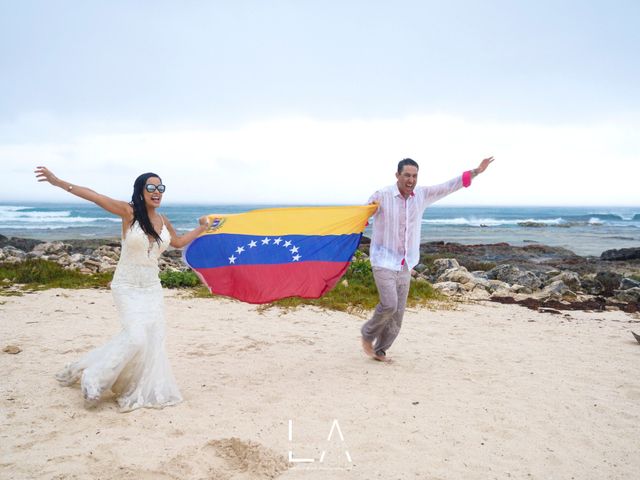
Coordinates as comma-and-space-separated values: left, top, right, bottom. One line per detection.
184, 205, 377, 304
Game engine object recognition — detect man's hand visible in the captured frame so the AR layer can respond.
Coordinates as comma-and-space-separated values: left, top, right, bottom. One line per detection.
475, 156, 494, 174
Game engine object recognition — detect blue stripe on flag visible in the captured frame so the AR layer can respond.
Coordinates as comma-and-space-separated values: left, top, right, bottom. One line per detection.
185, 233, 362, 269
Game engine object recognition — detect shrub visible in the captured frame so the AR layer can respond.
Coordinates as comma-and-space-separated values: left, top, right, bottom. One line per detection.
0, 259, 112, 290
262, 257, 441, 312
462, 260, 497, 272
160, 269, 201, 288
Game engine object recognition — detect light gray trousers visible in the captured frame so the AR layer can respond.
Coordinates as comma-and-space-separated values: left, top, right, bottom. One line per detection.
361, 266, 411, 355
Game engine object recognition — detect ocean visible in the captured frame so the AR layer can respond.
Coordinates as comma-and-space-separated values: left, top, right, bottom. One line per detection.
1, 203, 639, 257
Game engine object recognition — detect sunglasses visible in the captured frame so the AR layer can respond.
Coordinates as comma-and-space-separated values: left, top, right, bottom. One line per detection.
145, 184, 166, 193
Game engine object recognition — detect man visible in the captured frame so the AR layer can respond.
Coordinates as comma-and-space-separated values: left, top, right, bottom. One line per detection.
361, 156, 494, 361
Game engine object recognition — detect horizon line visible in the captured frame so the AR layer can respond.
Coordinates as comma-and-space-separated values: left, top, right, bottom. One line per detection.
1, 201, 639, 209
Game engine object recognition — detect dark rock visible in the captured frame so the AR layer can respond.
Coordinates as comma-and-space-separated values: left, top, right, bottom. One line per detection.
413, 263, 428, 274
0, 236, 44, 252
420, 241, 586, 275
518, 221, 547, 228
547, 271, 581, 291
62, 239, 120, 254
486, 264, 542, 289
430, 258, 460, 280
541, 280, 576, 299
580, 277, 603, 296
614, 287, 640, 303
163, 249, 183, 260
620, 278, 640, 290
605, 298, 639, 313
601, 247, 640, 261
538, 307, 562, 314
490, 295, 609, 312
595, 271, 622, 296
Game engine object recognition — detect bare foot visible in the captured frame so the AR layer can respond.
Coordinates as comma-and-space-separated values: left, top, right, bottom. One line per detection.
374, 354, 391, 363
361, 337, 374, 357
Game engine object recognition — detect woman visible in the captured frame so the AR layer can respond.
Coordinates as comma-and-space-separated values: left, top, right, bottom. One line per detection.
35, 167, 209, 412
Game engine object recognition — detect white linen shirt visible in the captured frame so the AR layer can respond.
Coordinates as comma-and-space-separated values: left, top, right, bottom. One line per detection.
368, 174, 469, 271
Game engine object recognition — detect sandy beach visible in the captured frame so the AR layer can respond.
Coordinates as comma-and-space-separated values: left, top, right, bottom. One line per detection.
2, 289, 640, 479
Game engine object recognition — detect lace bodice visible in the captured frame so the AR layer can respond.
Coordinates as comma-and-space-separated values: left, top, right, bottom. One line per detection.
111, 221, 170, 288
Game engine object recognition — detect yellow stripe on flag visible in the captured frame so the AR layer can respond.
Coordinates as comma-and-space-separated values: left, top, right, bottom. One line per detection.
200, 205, 378, 236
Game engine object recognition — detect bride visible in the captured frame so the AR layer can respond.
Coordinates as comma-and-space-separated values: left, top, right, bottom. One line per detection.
35, 167, 209, 412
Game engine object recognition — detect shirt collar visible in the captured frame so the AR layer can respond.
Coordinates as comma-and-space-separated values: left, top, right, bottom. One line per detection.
393, 184, 415, 198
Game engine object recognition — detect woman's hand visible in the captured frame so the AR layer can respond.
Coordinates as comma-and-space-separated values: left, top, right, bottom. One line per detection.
166, 215, 211, 248
198, 216, 210, 229
35, 166, 131, 218
35, 166, 61, 187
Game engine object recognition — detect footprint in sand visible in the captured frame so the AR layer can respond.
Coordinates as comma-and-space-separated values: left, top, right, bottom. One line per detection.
184, 343, 224, 358
237, 338, 273, 353
283, 335, 315, 346
159, 437, 289, 480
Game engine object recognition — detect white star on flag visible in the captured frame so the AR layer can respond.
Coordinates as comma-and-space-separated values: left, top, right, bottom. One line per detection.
235, 246, 245, 254
283, 240, 292, 247
228, 255, 237, 264
290, 246, 299, 254
261, 237, 271, 245
292, 254, 301, 261
248, 240, 257, 248
273, 237, 282, 245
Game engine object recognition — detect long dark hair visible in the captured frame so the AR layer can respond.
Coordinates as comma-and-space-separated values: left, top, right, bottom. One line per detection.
130, 172, 163, 244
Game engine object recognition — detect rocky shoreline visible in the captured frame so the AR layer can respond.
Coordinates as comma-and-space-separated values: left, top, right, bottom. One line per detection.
1, 234, 639, 312
362, 239, 640, 313
0, 235, 185, 275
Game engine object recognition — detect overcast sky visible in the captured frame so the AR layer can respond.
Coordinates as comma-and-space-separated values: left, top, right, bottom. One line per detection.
1, 0, 638, 205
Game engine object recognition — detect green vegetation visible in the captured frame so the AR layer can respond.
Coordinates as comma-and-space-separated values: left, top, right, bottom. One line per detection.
461, 260, 497, 272
0, 259, 112, 291
1, 255, 443, 312
0, 291, 23, 297
418, 253, 495, 275
419, 252, 457, 266
188, 285, 215, 298
159, 269, 201, 288
261, 254, 442, 313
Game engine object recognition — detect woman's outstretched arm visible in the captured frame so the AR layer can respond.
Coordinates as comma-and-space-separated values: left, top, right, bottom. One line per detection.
35, 166, 132, 219
162, 215, 210, 249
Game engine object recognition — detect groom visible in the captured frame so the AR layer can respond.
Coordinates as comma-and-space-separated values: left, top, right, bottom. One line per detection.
361, 156, 494, 361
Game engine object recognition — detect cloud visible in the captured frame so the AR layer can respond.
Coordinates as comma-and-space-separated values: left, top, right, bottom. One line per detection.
2, 114, 638, 205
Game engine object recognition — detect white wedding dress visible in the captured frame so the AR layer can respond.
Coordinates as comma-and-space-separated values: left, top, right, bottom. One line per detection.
56, 220, 183, 412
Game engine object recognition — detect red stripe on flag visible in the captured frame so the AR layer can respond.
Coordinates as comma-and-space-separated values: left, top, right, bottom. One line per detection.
193, 261, 350, 304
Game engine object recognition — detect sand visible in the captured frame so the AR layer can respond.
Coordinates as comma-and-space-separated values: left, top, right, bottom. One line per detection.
1, 289, 640, 479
